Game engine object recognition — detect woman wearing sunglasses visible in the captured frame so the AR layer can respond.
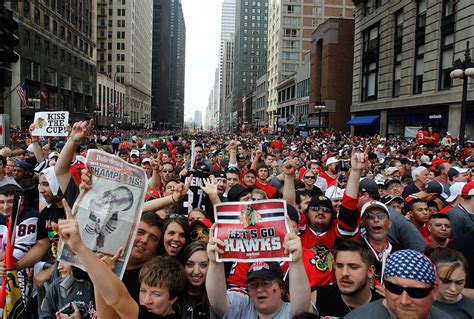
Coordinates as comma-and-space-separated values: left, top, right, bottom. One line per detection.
180, 242, 211, 319
426, 247, 474, 318
189, 219, 212, 244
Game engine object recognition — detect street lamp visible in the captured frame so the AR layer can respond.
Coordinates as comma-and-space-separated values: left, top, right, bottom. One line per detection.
314, 102, 326, 130
450, 41, 474, 148
255, 116, 260, 132
113, 71, 141, 129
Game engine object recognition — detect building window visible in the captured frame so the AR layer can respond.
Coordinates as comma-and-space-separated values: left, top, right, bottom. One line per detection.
439, 34, 453, 90
395, 10, 403, 40
443, 0, 455, 17
364, 0, 381, 17
393, 53, 402, 97
34, 8, 40, 24
361, 25, 379, 101
35, 35, 41, 52
23, 0, 30, 18
413, 45, 424, 94
44, 14, 50, 31
53, 20, 58, 35
416, 0, 427, 29
283, 28, 298, 37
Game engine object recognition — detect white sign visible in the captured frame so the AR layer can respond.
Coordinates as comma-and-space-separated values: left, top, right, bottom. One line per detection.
404, 126, 420, 139
32, 111, 69, 137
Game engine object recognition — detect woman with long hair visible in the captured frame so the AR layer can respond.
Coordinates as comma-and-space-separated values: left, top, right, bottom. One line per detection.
158, 215, 189, 259
180, 241, 210, 319
426, 247, 474, 318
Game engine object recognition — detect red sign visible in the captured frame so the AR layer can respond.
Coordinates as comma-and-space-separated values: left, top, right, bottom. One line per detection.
214, 200, 291, 262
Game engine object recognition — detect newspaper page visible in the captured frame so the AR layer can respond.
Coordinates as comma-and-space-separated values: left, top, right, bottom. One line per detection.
58, 149, 147, 278
214, 200, 291, 262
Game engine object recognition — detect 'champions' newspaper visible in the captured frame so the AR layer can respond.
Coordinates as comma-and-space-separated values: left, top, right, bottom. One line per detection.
58, 149, 147, 279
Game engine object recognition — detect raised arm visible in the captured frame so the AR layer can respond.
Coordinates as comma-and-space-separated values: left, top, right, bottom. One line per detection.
57, 199, 138, 319
29, 123, 45, 163
282, 159, 297, 207
227, 140, 237, 167
345, 146, 370, 198
285, 232, 311, 316
55, 120, 93, 193
206, 224, 230, 317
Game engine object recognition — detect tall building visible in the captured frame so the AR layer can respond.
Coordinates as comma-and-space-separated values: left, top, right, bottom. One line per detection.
3, 0, 97, 127
221, 34, 235, 130
218, 0, 236, 129
96, 0, 152, 128
351, 0, 474, 138
233, 0, 269, 126
194, 110, 203, 129
170, 0, 186, 129
266, 0, 354, 130
151, 0, 185, 130
151, 0, 171, 130
206, 67, 220, 129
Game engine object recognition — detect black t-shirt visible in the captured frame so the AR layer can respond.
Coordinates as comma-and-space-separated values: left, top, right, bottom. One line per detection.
122, 267, 142, 303
182, 293, 210, 319
316, 285, 382, 318
36, 178, 79, 263
138, 306, 180, 319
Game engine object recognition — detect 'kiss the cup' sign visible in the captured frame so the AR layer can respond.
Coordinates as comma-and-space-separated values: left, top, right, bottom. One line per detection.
214, 200, 291, 262
32, 111, 69, 137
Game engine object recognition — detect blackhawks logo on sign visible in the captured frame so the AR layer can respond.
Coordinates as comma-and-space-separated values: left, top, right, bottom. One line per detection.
240, 206, 262, 228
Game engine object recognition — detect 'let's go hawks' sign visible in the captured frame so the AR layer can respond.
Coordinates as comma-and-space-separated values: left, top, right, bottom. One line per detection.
214, 200, 291, 262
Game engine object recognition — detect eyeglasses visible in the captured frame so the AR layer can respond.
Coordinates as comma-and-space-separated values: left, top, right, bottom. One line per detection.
162, 169, 173, 173
364, 212, 388, 220
304, 176, 316, 180
384, 280, 433, 299
175, 155, 183, 158
190, 228, 210, 240
247, 280, 275, 290
196, 150, 203, 153
309, 206, 332, 213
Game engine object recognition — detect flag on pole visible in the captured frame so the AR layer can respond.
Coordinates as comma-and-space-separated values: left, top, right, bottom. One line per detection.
0, 193, 26, 319
15, 82, 27, 109
40, 87, 49, 107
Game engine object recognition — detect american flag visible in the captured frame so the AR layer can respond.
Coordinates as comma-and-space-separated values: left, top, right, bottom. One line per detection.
16, 82, 27, 109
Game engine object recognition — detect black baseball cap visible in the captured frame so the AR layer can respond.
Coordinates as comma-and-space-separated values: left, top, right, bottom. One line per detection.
359, 178, 380, 200
384, 178, 402, 189
227, 184, 252, 202
307, 195, 334, 212
246, 262, 284, 283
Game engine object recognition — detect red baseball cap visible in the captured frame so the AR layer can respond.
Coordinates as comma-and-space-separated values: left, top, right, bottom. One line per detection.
461, 182, 474, 197
190, 218, 213, 229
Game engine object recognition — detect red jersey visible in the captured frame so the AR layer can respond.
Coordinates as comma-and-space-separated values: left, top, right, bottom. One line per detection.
416, 130, 425, 145
299, 194, 359, 275
319, 171, 337, 187
439, 205, 452, 214
255, 181, 277, 199
227, 247, 334, 291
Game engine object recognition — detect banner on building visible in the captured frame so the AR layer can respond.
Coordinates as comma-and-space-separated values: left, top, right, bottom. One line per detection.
213, 200, 291, 262
0, 114, 9, 146
31, 111, 69, 137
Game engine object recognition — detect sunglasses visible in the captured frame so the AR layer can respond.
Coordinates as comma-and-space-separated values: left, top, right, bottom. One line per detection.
309, 206, 332, 213
190, 228, 210, 240
304, 176, 316, 179
162, 169, 173, 173
384, 280, 433, 299
364, 212, 388, 220
166, 214, 186, 220
247, 279, 275, 290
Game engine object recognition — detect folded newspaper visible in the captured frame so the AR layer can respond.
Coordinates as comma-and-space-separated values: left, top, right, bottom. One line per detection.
58, 149, 147, 279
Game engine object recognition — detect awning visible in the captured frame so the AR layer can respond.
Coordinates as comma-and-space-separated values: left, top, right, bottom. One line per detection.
347, 115, 380, 126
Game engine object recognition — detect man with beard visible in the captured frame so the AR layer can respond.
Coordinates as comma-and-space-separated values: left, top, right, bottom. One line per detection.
346, 249, 452, 319
359, 201, 396, 285
316, 240, 382, 318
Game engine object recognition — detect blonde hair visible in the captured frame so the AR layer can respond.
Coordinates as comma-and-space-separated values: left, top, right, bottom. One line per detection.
0, 147, 12, 158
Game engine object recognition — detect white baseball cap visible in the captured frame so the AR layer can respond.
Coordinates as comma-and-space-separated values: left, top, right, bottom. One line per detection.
360, 200, 390, 218
325, 186, 344, 200
446, 182, 467, 203
326, 157, 339, 166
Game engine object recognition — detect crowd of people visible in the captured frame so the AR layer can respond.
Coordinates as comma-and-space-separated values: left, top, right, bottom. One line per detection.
0, 121, 473, 318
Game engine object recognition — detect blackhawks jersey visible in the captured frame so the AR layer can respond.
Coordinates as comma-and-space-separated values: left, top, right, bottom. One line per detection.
299, 194, 359, 275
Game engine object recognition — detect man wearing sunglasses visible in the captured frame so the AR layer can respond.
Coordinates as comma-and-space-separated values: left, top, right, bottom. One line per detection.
346, 249, 451, 319
359, 201, 396, 285
189, 218, 212, 243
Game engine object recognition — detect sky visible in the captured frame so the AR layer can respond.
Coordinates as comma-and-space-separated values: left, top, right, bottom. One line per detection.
181, 0, 222, 121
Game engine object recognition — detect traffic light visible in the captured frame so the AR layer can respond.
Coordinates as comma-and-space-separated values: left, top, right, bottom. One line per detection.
0, 7, 20, 63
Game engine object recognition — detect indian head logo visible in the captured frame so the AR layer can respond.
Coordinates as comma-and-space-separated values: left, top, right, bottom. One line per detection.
240, 206, 262, 228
